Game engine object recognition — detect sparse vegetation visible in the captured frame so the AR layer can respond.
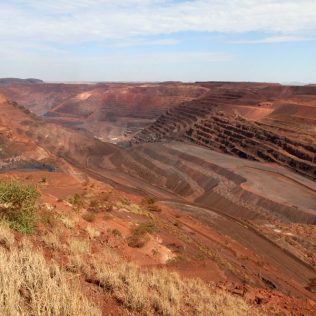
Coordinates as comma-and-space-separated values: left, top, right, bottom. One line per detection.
127, 221, 156, 248
88, 199, 113, 213
82, 211, 96, 222
41, 209, 57, 228
108, 228, 122, 237
0, 179, 39, 234
0, 243, 100, 315
142, 196, 157, 205
68, 193, 84, 212
0, 221, 15, 250
0, 188, 259, 316
42, 232, 62, 250
88, 199, 99, 211
142, 196, 162, 212
69, 238, 90, 255
93, 260, 254, 315
116, 200, 148, 216
85, 225, 100, 239
60, 215, 76, 229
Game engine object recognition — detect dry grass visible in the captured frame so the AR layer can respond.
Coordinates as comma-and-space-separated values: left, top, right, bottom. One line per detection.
64, 230, 260, 315
0, 221, 15, 250
67, 238, 94, 274
0, 194, 261, 316
59, 216, 77, 229
0, 224, 260, 316
93, 260, 257, 316
85, 225, 100, 239
41, 232, 63, 251
69, 238, 90, 256
116, 201, 147, 216
0, 242, 101, 315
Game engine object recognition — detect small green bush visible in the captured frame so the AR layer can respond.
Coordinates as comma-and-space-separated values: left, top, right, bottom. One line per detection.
134, 221, 156, 235
69, 193, 84, 212
127, 221, 156, 248
0, 179, 39, 233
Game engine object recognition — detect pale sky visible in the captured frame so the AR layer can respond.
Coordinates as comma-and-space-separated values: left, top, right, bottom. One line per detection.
1, 0, 316, 83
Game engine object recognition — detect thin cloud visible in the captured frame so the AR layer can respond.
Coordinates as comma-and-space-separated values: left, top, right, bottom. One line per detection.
233, 35, 315, 44
109, 38, 179, 48
0, 1, 316, 43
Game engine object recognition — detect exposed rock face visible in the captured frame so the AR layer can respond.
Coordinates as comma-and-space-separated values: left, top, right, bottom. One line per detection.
109, 142, 316, 224
0, 82, 208, 118
184, 113, 316, 180
131, 83, 316, 180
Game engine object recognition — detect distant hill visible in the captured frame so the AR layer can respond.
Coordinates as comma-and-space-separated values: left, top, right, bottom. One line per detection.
0, 78, 43, 86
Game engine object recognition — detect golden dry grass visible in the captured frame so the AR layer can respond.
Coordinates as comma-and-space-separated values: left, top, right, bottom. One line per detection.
69, 238, 90, 255
0, 221, 15, 250
85, 225, 100, 239
41, 232, 63, 251
0, 206, 261, 316
0, 242, 101, 316
92, 259, 257, 316
59, 215, 77, 229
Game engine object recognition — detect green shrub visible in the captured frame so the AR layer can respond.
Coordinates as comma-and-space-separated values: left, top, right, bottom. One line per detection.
69, 193, 84, 212
127, 221, 156, 248
0, 179, 39, 233
134, 221, 156, 235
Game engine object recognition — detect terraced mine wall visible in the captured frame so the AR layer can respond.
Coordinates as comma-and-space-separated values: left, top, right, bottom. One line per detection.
184, 113, 316, 180
132, 100, 219, 143
110, 143, 316, 224
131, 83, 316, 182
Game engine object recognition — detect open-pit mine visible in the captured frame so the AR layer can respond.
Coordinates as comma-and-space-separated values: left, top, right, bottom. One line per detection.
0, 79, 315, 315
